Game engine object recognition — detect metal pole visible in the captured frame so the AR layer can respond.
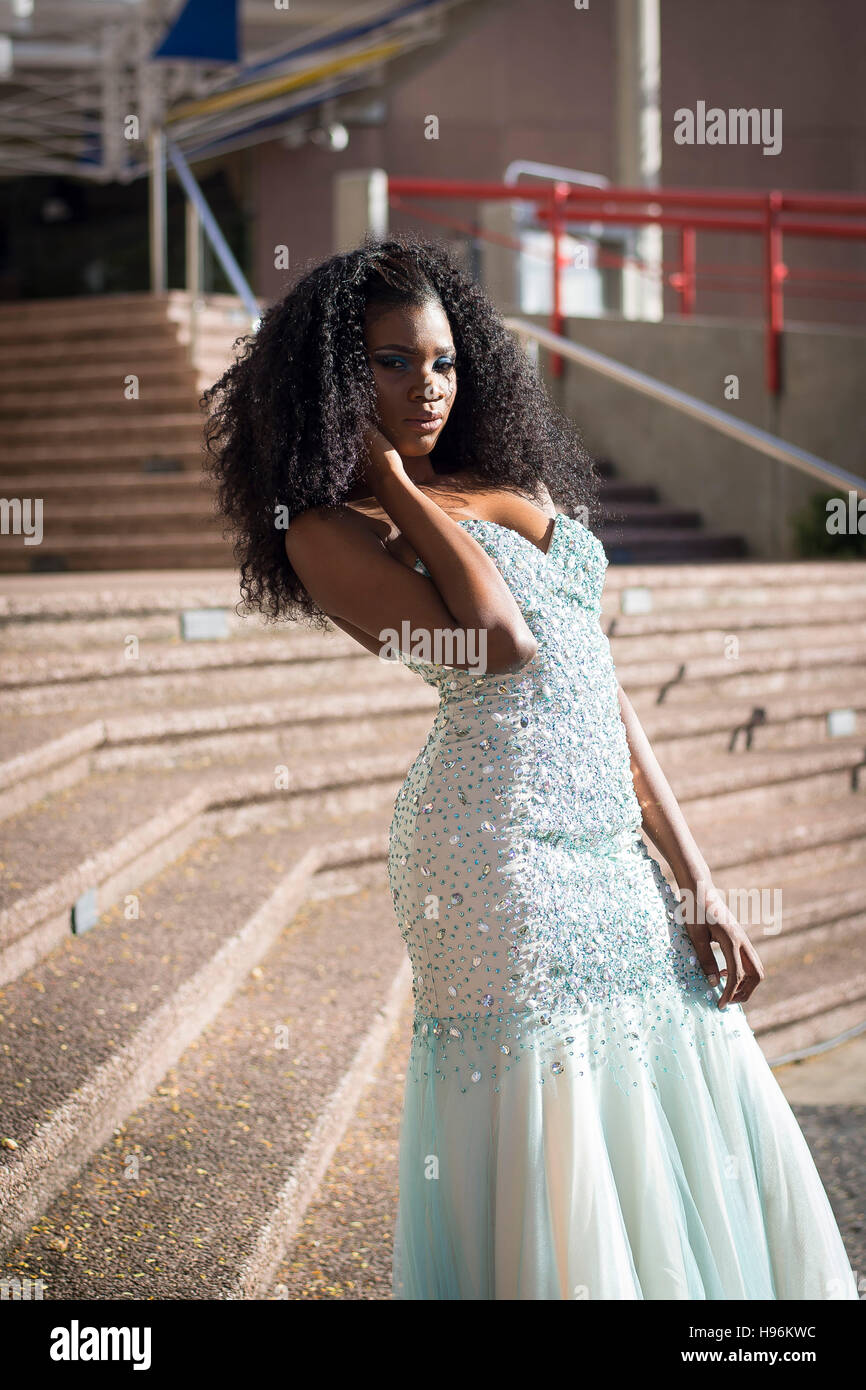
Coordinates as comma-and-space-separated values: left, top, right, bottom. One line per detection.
679, 225, 696, 315
550, 183, 568, 378
185, 196, 202, 363
505, 316, 866, 496
764, 191, 784, 396
148, 126, 167, 293
167, 138, 260, 325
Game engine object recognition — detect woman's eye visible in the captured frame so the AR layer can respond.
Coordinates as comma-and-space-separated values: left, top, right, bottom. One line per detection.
374, 356, 455, 371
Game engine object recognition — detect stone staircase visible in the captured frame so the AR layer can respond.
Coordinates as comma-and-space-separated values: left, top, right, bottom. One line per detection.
0, 558, 864, 1294
0, 293, 249, 573
0, 292, 746, 572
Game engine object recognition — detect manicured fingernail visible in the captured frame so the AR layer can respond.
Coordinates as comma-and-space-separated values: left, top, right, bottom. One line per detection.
708, 974, 719, 985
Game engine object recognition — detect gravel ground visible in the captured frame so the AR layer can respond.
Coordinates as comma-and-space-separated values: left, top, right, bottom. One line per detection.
776, 1034, 866, 1286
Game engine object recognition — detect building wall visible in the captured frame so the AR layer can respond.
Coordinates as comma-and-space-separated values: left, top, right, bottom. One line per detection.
253, 0, 865, 317
249, 0, 865, 557
548, 313, 866, 558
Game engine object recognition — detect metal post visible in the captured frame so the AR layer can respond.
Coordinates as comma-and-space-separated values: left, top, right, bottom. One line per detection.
763, 191, 784, 395
185, 196, 202, 363
678, 225, 696, 315
550, 182, 568, 378
148, 126, 167, 293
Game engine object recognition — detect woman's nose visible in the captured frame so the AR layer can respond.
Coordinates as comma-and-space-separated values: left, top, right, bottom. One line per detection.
410, 379, 442, 401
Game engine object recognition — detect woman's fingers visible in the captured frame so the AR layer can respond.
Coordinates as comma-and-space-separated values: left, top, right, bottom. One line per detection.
685, 922, 721, 988
683, 893, 767, 1009
729, 936, 765, 1005
715, 933, 743, 1010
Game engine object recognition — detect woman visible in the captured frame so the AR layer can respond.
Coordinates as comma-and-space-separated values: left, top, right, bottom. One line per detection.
205, 234, 856, 1301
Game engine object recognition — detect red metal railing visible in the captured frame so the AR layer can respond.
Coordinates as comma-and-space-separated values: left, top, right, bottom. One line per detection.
388, 178, 866, 394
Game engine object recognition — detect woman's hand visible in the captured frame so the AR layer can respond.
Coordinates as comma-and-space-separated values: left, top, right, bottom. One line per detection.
362, 421, 403, 490
684, 885, 765, 1009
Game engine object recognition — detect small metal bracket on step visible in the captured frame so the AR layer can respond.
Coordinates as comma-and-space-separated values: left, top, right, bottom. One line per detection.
143, 457, 184, 473
620, 586, 653, 616
827, 708, 857, 738
72, 887, 99, 935
729, 706, 767, 752
656, 663, 686, 705
180, 609, 229, 641
29, 554, 68, 573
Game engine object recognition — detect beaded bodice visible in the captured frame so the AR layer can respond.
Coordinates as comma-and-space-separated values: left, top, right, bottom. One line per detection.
387, 514, 718, 1088
401, 514, 642, 850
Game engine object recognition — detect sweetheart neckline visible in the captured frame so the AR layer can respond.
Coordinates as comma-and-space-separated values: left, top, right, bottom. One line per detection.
455, 511, 563, 562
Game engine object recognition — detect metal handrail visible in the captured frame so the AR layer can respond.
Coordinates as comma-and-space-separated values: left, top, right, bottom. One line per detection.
166, 138, 260, 326
505, 316, 866, 497
390, 177, 866, 394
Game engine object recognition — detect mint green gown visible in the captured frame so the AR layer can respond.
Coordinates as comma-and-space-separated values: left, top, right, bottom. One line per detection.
388, 514, 857, 1300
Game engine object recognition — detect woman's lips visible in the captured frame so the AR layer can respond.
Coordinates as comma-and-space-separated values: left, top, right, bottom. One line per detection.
404, 415, 443, 434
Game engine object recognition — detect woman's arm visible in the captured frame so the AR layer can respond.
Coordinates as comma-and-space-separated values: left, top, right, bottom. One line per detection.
286, 431, 538, 674
617, 683, 765, 1009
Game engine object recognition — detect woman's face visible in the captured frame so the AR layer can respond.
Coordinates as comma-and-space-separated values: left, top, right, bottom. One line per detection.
364, 299, 457, 457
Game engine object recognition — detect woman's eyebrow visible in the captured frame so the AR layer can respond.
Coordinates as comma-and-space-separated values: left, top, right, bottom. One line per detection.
372, 343, 455, 355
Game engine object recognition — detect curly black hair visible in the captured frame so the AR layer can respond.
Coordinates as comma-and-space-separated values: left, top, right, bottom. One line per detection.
203, 231, 599, 627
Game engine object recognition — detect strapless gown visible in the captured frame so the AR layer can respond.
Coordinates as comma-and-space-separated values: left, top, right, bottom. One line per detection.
387, 513, 856, 1300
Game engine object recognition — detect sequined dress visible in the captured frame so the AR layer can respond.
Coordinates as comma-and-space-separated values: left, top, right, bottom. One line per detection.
387, 513, 856, 1300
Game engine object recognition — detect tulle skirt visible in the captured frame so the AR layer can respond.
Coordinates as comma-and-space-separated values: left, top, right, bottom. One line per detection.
392, 985, 857, 1300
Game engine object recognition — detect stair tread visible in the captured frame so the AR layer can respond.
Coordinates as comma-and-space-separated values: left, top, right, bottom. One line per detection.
0, 879, 406, 1296
0, 814, 390, 1156
0, 747, 409, 914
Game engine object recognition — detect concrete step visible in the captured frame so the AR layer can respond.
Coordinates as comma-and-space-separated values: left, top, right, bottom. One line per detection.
604, 599, 866, 640
599, 503, 702, 529
618, 643, 866, 698
0, 446, 204, 475
0, 386, 202, 418
0, 357, 195, 391
267, 983, 411, 1300
600, 527, 747, 562
610, 618, 866, 662
0, 645, 409, 718
661, 739, 866, 818
0, 307, 222, 346
0, 569, 245, 620
0, 535, 231, 574
598, 481, 658, 505
3, 563, 865, 619
12, 500, 222, 540
0, 696, 432, 824
2, 413, 206, 447
633, 681, 866, 753
0, 289, 248, 322
0, 737, 413, 982
0, 338, 190, 371
714, 861, 866, 964
692, 795, 866, 879
29, 619, 861, 692
0, 632, 361, 690
0, 473, 211, 511
600, 561, 866, 611
0, 810, 395, 1259
746, 942, 866, 1062
0, 878, 409, 1295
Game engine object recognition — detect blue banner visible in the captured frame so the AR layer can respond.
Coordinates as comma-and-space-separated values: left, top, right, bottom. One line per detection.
153, 0, 239, 63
